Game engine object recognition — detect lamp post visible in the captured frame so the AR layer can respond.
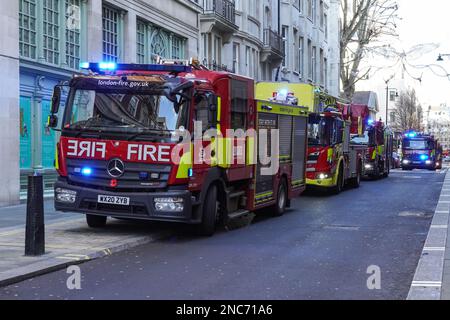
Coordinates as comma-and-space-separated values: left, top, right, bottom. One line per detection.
437, 54, 450, 62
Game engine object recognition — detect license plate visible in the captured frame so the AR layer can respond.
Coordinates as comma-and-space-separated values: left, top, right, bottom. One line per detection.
413, 161, 421, 164
98, 195, 130, 206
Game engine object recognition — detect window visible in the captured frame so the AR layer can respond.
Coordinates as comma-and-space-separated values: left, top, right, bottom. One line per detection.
324, 13, 328, 39
324, 57, 328, 88
102, 5, 120, 62
294, 29, 299, 72
19, 0, 37, 59
319, 1, 325, 28
42, 0, 60, 65
299, 37, 304, 77
136, 20, 186, 63
282, 26, 289, 67
307, 0, 313, 19
231, 80, 248, 130
312, 0, 317, 24
295, 0, 303, 12
320, 48, 324, 85
65, 0, 82, 69
233, 43, 240, 74
312, 46, 317, 82
307, 39, 312, 79
20, 0, 85, 68
136, 20, 146, 64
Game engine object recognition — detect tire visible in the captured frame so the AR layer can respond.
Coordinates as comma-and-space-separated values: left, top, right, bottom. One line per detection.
383, 162, 390, 178
273, 179, 288, 217
331, 166, 344, 195
196, 185, 219, 237
86, 214, 107, 228
349, 162, 362, 188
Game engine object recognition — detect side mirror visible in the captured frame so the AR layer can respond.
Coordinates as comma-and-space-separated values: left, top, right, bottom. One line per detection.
51, 86, 62, 114
207, 94, 218, 128
47, 115, 59, 129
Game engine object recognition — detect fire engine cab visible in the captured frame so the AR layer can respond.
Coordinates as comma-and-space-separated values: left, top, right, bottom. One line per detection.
255, 83, 363, 194
48, 60, 309, 236
402, 132, 438, 171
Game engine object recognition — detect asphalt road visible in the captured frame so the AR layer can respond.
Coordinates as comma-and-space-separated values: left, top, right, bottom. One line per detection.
0, 168, 446, 300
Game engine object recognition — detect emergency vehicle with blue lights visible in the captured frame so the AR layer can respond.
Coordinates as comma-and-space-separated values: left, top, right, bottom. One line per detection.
47, 59, 309, 236
401, 132, 439, 171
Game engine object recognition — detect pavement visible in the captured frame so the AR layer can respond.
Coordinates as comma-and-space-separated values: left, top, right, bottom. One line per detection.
0, 168, 446, 300
0, 201, 173, 287
408, 168, 450, 300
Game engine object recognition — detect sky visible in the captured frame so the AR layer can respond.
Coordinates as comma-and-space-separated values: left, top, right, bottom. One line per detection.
357, 0, 450, 108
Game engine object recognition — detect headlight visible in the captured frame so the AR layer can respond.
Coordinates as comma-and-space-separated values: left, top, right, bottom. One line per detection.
154, 198, 184, 213
317, 173, 330, 180
426, 160, 433, 165
403, 160, 410, 165
55, 188, 77, 204
365, 164, 373, 170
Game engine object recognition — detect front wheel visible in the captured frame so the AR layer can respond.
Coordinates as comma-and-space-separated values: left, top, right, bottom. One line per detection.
331, 166, 344, 195
349, 162, 362, 188
196, 185, 219, 237
86, 214, 107, 228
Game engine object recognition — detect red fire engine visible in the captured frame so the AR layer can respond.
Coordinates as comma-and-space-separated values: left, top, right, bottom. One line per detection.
48, 61, 309, 236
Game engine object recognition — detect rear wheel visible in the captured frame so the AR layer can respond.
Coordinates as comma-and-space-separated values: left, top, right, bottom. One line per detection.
86, 214, 107, 228
272, 179, 288, 217
196, 185, 219, 237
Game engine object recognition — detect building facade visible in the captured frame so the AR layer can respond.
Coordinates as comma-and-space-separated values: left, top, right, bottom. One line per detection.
1, 0, 341, 206
0, 0, 20, 206
426, 104, 450, 151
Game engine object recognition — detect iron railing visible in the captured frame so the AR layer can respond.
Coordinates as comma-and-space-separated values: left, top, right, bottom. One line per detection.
263, 28, 283, 54
204, 0, 236, 25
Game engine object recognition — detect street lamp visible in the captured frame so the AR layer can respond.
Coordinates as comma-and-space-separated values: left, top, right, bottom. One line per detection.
437, 54, 450, 62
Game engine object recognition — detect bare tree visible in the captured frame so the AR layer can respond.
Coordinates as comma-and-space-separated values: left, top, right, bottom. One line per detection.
392, 89, 423, 132
340, 0, 399, 100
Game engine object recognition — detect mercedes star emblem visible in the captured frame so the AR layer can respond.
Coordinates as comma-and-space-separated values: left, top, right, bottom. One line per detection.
107, 158, 125, 178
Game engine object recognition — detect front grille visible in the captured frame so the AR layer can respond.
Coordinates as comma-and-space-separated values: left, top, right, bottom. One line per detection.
80, 200, 149, 216
66, 159, 171, 191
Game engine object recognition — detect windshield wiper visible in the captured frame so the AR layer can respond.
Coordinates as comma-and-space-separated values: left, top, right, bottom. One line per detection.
127, 129, 172, 141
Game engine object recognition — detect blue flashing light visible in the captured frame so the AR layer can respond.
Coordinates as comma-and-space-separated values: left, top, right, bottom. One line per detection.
79, 62, 192, 74
139, 172, 149, 181
81, 168, 93, 176
98, 62, 117, 71
188, 168, 194, 178
368, 119, 374, 126
406, 132, 417, 138
79, 62, 90, 69
420, 154, 429, 161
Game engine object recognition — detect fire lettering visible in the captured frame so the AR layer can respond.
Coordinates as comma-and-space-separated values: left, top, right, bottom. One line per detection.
127, 144, 171, 162
67, 140, 106, 159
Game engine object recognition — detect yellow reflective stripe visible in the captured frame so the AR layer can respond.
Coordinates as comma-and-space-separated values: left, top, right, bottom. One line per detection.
256, 192, 274, 199
217, 97, 221, 122
176, 144, 193, 179
372, 150, 377, 160
55, 147, 60, 170
327, 148, 333, 161
246, 136, 255, 165
218, 137, 232, 168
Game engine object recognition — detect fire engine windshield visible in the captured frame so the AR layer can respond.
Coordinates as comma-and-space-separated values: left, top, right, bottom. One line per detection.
403, 139, 432, 150
308, 116, 330, 146
64, 89, 189, 135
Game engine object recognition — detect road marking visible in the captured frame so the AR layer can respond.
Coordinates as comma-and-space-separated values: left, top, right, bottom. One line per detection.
430, 225, 448, 229
435, 211, 449, 214
423, 247, 446, 251
412, 281, 442, 288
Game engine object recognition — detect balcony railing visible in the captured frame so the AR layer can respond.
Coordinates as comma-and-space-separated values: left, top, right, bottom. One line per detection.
204, 0, 236, 25
263, 29, 283, 55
